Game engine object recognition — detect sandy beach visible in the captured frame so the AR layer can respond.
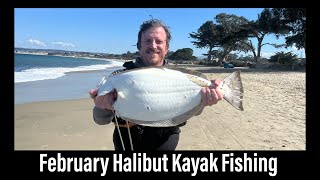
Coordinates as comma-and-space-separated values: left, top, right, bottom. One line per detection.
14, 67, 306, 150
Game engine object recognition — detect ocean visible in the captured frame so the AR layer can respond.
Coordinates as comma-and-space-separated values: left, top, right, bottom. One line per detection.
14, 53, 124, 104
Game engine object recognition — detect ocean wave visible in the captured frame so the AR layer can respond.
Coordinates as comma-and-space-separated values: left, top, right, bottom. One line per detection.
14, 61, 123, 83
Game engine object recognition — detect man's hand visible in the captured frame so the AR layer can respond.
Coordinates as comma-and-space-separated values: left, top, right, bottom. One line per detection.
89, 89, 116, 111
201, 79, 224, 106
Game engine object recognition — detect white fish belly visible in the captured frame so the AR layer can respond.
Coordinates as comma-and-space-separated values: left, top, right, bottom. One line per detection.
111, 68, 202, 122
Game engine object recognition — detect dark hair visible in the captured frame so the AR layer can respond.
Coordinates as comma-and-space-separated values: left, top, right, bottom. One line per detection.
137, 19, 171, 50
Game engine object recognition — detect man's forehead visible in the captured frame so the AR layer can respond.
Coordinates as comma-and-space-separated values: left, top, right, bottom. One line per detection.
142, 30, 165, 41
142, 27, 165, 35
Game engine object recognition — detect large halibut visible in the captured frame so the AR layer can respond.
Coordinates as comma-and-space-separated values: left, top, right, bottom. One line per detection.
96, 67, 244, 127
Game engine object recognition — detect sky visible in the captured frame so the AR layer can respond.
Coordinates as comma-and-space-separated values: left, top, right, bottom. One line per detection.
14, 8, 305, 58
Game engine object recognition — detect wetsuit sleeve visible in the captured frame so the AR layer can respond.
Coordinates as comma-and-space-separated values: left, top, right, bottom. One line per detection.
93, 106, 115, 125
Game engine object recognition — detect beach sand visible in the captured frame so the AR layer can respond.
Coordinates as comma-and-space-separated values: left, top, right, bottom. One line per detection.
14, 67, 306, 150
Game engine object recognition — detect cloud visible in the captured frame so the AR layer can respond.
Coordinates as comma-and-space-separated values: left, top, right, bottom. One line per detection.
260, 52, 275, 59
51, 41, 76, 48
290, 46, 305, 53
27, 39, 46, 47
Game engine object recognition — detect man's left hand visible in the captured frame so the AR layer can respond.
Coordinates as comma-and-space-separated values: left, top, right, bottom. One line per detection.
201, 79, 224, 106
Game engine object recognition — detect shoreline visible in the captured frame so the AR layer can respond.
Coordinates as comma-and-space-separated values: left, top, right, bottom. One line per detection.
15, 52, 133, 63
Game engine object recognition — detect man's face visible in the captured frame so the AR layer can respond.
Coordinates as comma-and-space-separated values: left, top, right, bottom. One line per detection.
139, 27, 169, 66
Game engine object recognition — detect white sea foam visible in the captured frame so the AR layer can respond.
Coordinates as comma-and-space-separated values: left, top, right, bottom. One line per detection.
15, 60, 123, 83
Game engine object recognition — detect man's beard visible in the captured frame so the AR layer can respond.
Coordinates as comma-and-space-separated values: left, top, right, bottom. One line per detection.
142, 49, 164, 66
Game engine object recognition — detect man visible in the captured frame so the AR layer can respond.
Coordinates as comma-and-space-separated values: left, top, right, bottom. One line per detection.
89, 19, 223, 151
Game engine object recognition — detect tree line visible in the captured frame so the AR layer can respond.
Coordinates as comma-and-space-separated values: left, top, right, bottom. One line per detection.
189, 8, 306, 64
124, 8, 305, 66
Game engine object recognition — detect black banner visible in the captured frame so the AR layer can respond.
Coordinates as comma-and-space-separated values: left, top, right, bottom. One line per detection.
7, 151, 313, 177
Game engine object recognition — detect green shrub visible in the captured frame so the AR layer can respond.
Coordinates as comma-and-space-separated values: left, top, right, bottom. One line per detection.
269, 51, 298, 65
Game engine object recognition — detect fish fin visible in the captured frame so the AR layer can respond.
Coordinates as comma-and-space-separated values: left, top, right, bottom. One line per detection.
108, 66, 208, 80
219, 70, 244, 111
185, 74, 211, 87
108, 68, 126, 77
167, 67, 211, 87
168, 67, 208, 80
121, 103, 204, 127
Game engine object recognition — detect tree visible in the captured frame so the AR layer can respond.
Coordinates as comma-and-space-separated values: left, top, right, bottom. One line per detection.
165, 51, 175, 59
189, 14, 251, 63
122, 51, 134, 59
167, 48, 196, 61
239, 8, 290, 62
214, 13, 252, 64
271, 8, 306, 56
189, 21, 223, 61
269, 51, 298, 70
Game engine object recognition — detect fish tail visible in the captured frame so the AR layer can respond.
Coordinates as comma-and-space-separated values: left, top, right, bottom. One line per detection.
217, 70, 244, 111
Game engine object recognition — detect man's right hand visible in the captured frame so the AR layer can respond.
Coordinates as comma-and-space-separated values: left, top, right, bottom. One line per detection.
89, 89, 116, 111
